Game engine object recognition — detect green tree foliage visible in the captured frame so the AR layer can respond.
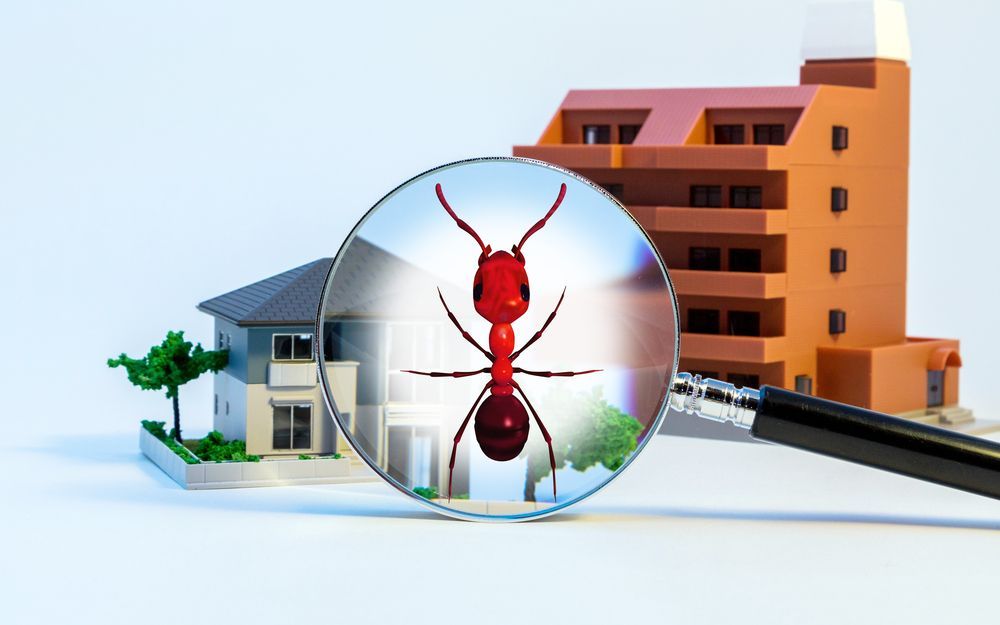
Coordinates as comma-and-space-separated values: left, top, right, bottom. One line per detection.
523, 389, 644, 501
108, 330, 228, 443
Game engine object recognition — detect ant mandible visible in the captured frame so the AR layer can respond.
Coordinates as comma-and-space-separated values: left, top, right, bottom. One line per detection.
403, 182, 600, 502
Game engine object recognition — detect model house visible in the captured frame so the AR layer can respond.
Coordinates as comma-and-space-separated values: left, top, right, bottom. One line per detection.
197, 240, 469, 492
514, 0, 969, 423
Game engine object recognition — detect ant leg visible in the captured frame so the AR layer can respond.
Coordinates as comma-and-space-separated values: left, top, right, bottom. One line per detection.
448, 381, 494, 501
513, 367, 601, 378
437, 287, 494, 362
402, 368, 489, 378
511, 381, 558, 502
510, 287, 566, 362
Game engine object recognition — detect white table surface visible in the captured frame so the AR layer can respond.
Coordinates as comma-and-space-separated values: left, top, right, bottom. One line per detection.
5, 428, 1000, 625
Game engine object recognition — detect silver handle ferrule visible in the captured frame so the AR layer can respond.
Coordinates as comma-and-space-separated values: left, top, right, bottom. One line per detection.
669, 372, 759, 429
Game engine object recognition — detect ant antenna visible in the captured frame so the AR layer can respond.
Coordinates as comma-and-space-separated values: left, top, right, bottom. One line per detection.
436, 183, 490, 258
514, 183, 566, 259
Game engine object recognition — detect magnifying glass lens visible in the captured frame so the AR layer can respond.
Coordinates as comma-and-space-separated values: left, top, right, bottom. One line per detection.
318, 158, 679, 520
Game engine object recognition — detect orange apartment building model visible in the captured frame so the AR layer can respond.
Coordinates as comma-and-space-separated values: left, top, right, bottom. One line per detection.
514, 0, 987, 431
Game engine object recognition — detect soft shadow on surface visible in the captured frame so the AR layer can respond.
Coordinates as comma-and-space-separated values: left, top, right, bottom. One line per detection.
561, 505, 1000, 531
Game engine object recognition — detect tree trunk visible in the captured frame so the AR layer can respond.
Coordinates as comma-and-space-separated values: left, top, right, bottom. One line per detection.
172, 392, 182, 443
524, 466, 536, 502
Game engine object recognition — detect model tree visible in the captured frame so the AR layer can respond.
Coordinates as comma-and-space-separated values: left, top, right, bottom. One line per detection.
523, 389, 643, 501
108, 330, 228, 443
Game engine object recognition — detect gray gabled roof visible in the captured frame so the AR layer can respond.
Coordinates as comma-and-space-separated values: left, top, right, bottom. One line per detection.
197, 238, 452, 326
197, 258, 334, 326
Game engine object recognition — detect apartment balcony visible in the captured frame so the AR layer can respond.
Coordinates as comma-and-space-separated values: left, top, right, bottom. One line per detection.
680, 333, 787, 364
268, 361, 317, 388
670, 269, 787, 299
512, 144, 779, 171
629, 206, 787, 235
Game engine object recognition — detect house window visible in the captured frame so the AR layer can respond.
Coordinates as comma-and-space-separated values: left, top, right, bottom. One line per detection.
619, 124, 642, 144
730, 186, 762, 208
272, 404, 312, 450
689, 247, 721, 270
690, 185, 722, 208
687, 309, 720, 334
387, 324, 443, 403
225, 401, 230, 415
218, 331, 224, 349
713, 124, 745, 145
727, 373, 759, 388
214, 394, 218, 415
753, 124, 785, 145
601, 183, 624, 200
832, 125, 849, 150
583, 125, 611, 144
225, 333, 232, 349
272, 333, 314, 361
729, 248, 762, 272
829, 309, 847, 335
795, 375, 813, 395
728, 311, 761, 336
830, 248, 847, 273
831, 187, 848, 212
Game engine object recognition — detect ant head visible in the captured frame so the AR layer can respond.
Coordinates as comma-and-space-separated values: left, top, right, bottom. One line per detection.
473, 251, 530, 324
435, 182, 566, 324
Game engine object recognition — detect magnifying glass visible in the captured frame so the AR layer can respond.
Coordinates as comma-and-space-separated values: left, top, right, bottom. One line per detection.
317, 157, 1000, 522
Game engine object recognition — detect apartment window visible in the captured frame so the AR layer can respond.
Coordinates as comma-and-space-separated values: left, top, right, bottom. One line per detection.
687, 309, 720, 334
831, 187, 848, 212
619, 124, 642, 145
690, 185, 722, 208
272, 333, 314, 361
730, 186, 762, 208
713, 124, 744, 145
830, 248, 847, 273
601, 183, 624, 200
583, 125, 611, 144
795, 375, 813, 395
727, 373, 760, 388
832, 125, 849, 150
689, 247, 722, 271
829, 309, 847, 335
387, 324, 443, 403
272, 404, 312, 450
729, 248, 762, 272
753, 124, 785, 145
728, 311, 761, 336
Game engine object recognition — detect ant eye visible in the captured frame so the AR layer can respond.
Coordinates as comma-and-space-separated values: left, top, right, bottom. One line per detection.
520, 283, 530, 302
473, 282, 483, 302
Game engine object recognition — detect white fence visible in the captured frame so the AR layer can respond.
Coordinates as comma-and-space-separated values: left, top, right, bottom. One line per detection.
139, 426, 377, 490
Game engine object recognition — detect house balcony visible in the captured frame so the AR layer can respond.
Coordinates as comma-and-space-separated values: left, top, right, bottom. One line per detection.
670, 269, 787, 299
680, 333, 787, 364
268, 361, 318, 388
629, 206, 787, 235
512, 144, 778, 171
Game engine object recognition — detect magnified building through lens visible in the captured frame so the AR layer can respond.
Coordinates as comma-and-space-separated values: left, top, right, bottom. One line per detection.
515, 0, 986, 430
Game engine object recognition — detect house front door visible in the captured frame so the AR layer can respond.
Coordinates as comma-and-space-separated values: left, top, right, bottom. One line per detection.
927, 370, 944, 407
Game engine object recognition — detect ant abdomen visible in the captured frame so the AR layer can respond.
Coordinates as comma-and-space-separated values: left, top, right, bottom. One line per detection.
474, 394, 529, 461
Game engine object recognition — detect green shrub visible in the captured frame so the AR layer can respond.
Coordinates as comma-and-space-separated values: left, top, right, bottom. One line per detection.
298, 454, 312, 460
194, 431, 260, 463
143, 420, 200, 463
413, 486, 439, 500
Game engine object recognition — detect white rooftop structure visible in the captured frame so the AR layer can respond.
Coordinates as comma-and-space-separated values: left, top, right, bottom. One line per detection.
802, 0, 911, 63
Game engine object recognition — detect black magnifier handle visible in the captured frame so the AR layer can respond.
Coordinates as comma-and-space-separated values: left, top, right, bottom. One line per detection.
670, 373, 1000, 500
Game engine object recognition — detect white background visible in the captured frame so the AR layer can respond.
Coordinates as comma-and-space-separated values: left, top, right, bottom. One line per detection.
2, 1, 999, 623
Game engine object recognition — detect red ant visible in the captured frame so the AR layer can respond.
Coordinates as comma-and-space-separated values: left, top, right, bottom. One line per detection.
403, 182, 599, 502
